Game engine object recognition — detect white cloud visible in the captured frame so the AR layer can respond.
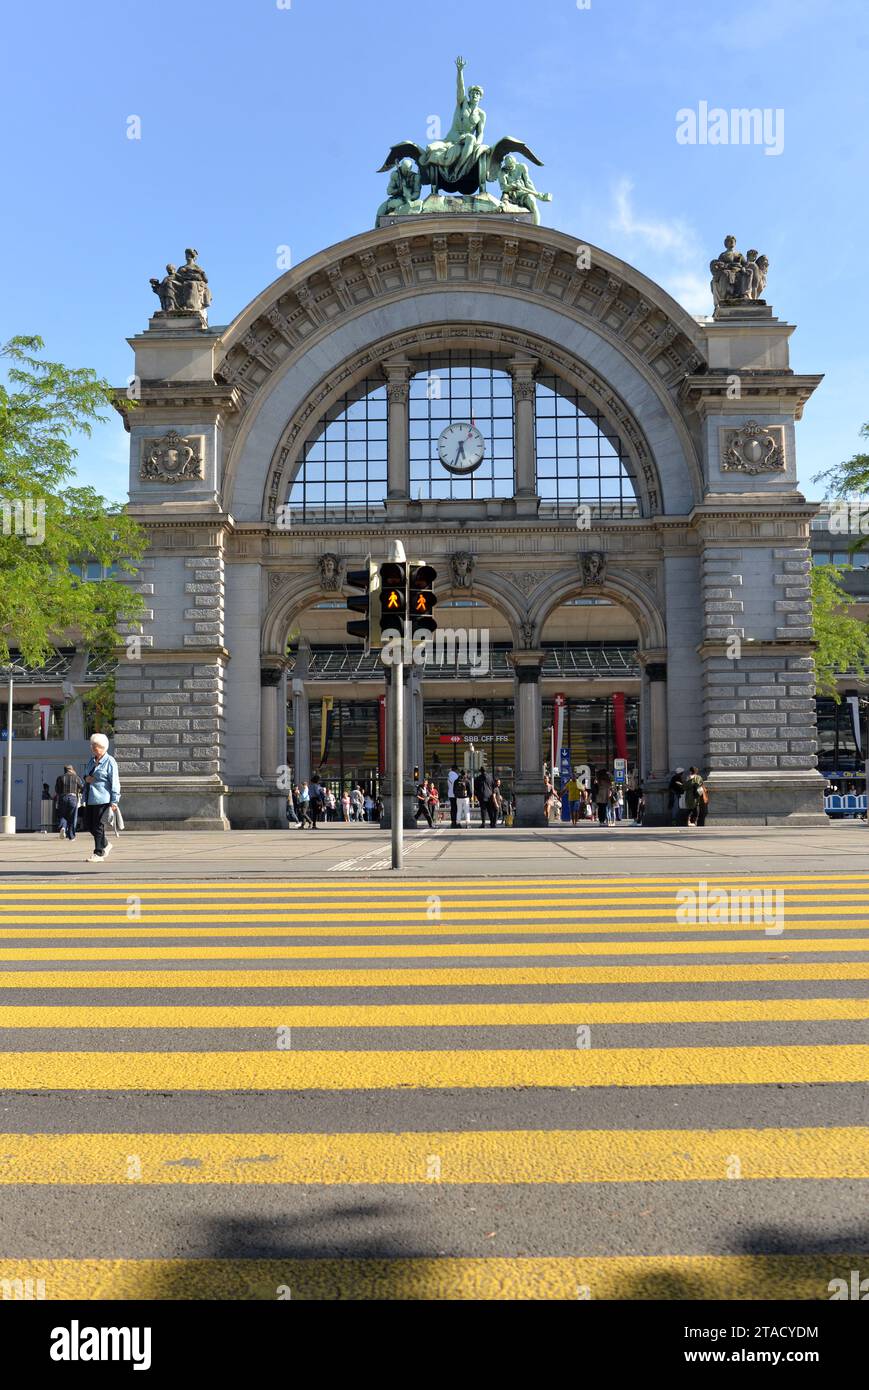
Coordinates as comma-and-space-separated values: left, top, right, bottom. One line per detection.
609, 178, 709, 315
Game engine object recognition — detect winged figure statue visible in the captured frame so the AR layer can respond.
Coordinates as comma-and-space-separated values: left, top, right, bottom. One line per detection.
377, 57, 548, 211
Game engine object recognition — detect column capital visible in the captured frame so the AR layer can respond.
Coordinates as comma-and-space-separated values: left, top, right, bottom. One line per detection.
508, 354, 539, 380
509, 649, 545, 682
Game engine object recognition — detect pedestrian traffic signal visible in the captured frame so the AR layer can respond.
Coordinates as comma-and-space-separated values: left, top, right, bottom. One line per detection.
345, 557, 380, 650
379, 561, 407, 638
408, 562, 438, 636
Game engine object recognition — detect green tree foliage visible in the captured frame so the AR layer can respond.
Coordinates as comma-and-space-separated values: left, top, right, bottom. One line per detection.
813, 422, 869, 498
0, 335, 145, 667
811, 563, 869, 699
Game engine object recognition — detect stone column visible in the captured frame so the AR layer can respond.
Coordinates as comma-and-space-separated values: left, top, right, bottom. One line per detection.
646, 663, 669, 777
509, 649, 545, 826
641, 660, 669, 823
384, 357, 412, 501
291, 685, 311, 786
509, 356, 538, 510
259, 666, 283, 779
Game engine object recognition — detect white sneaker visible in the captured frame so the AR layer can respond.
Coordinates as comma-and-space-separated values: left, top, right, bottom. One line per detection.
102, 842, 114, 857
87, 853, 106, 864
58, 828, 66, 840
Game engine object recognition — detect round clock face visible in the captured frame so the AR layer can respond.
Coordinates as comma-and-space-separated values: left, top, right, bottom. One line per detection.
438, 422, 486, 475
463, 707, 485, 730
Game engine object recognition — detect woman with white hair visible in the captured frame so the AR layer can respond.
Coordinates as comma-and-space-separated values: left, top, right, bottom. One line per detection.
82, 733, 121, 863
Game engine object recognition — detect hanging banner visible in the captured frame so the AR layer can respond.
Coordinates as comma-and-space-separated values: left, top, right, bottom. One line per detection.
38, 698, 52, 741
551, 693, 567, 784
612, 691, 628, 761
318, 696, 334, 766
846, 695, 863, 757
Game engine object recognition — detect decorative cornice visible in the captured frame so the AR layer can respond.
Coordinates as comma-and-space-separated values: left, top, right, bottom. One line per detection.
212, 222, 706, 435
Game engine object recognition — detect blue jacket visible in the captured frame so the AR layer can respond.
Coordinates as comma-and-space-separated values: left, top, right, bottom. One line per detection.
83, 753, 121, 806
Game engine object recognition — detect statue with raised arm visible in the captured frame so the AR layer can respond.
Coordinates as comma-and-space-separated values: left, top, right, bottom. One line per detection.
377, 56, 548, 210
498, 154, 552, 226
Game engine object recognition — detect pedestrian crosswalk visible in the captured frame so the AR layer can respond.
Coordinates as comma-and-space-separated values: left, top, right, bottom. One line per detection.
0, 875, 867, 1300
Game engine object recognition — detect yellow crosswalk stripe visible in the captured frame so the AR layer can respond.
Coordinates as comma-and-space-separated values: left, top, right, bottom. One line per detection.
1, 997, 865, 1028
0, 937, 866, 960
0, 875, 867, 891
0, 908, 860, 926
3, 962, 868, 987
0, 918, 861, 937
0, 1254, 859, 1300
2, 1044, 867, 1090
1, 1126, 865, 1184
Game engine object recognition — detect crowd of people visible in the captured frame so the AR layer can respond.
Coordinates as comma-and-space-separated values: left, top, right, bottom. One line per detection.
286, 776, 381, 829
284, 762, 710, 829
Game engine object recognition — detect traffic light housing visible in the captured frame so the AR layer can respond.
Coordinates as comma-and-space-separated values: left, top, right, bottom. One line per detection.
379, 561, 407, 639
408, 562, 438, 637
345, 557, 379, 650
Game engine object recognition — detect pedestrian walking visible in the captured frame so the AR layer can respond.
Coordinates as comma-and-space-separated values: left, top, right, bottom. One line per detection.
453, 772, 471, 828
82, 733, 120, 863
684, 767, 707, 827
55, 764, 83, 841
299, 782, 312, 828
594, 769, 612, 826
566, 774, 582, 825
491, 777, 504, 825
668, 768, 685, 824
286, 787, 301, 828
350, 785, 364, 821
414, 777, 434, 826
364, 791, 374, 821
447, 764, 459, 827
474, 764, 497, 828
308, 774, 326, 829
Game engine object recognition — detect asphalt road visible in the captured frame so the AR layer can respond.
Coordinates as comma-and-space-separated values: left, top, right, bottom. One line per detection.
0, 873, 867, 1300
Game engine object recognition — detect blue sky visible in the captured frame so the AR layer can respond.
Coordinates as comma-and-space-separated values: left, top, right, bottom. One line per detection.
2, 0, 867, 502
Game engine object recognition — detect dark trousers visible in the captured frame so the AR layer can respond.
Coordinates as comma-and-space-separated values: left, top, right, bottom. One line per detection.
85, 803, 111, 854
597, 802, 608, 825
58, 795, 78, 839
449, 796, 457, 827
479, 798, 496, 827
415, 801, 434, 826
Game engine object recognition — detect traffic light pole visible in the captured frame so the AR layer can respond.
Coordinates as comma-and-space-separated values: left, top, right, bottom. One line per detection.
386, 539, 407, 871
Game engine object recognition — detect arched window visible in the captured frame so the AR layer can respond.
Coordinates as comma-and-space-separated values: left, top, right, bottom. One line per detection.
287, 377, 388, 522
535, 375, 638, 518
408, 353, 514, 500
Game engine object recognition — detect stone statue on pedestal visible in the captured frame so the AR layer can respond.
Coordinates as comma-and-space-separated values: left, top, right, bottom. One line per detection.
150, 248, 212, 323
710, 236, 769, 307
377, 56, 550, 222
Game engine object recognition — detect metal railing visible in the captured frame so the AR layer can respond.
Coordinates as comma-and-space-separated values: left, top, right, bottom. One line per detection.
291, 645, 640, 681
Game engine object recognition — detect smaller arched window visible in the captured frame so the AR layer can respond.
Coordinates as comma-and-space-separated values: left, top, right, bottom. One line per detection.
287, 377, 388, 522
535, 376, 639, 518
